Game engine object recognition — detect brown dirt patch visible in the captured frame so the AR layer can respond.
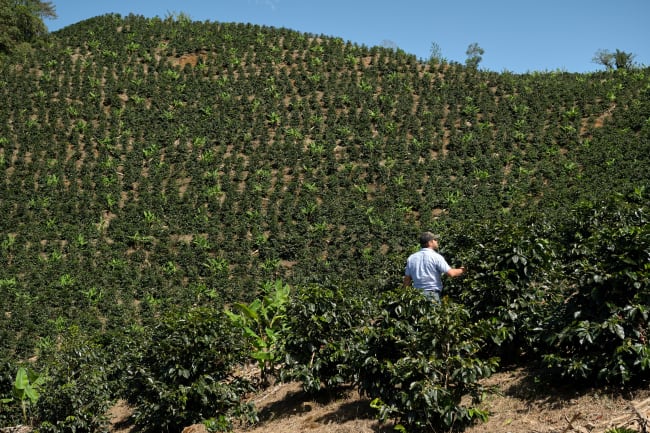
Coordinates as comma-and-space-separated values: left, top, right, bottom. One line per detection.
108, 400, 133, 433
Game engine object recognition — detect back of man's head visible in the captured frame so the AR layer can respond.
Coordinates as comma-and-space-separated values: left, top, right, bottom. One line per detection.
419, 231, 439, 247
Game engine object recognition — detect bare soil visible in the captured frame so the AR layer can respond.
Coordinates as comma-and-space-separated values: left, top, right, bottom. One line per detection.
108, 368, 650, 433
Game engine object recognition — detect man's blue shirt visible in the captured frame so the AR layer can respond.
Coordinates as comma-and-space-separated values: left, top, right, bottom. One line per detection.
404, 248, 451, 292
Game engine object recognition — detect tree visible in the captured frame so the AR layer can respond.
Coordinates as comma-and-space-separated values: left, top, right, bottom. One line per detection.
614, 49, 635, 70
592, 48, 636, 70
0, 0, 56, 54
592, 49, 615, 70
429, 41, 444, 64
465, 42, 484, 69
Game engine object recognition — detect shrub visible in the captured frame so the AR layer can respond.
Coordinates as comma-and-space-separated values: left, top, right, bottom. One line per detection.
282, 284, 376, 393
283, 285, 498, 431
121, 306, 256, 433
542, 198, 650, 385
34, 325, 113, 433
445, 219, 563, 363
356, 289, 499, 432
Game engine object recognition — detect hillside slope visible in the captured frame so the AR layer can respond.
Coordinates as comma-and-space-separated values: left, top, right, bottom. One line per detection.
2, 16, 648, 356
1, 13, 649, 433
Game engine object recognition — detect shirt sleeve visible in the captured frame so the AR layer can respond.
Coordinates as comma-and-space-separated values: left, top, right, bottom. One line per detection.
439, 259, 451, 274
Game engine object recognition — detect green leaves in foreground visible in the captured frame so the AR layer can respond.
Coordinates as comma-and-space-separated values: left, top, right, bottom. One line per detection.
1, 366, 45, 424
542, 199, 650, 385
358, 289, 498, 432
282, 285, 498, 432
122, 307, 256, 433
225, 280, 290, 385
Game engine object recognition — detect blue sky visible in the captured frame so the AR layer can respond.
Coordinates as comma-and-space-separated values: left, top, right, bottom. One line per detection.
46, 0, 649, 74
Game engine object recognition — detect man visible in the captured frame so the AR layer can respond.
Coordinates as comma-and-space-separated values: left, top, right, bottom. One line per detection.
403, 231, 465, 301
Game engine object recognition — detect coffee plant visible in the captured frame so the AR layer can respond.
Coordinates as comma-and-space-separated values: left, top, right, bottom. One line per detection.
282, 283, 377, 392
357, 289, 498, 432
34, 325, 113, 433
542, 197, 650, 385
282, 286, 498, 431
121, 306, 256, 433
445, 219, 564, 363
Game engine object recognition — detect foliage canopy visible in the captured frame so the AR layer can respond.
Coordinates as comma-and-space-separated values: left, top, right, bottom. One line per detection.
0, 0, 55, 54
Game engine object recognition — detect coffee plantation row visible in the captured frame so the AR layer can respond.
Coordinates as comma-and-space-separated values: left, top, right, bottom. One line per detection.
1, 13, 648, 433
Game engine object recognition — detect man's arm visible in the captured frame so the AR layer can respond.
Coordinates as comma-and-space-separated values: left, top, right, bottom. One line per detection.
446, 266, 465, 278
403, 275, 413, 287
